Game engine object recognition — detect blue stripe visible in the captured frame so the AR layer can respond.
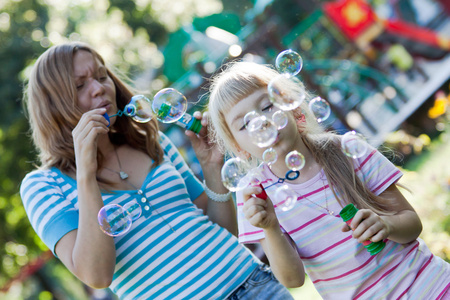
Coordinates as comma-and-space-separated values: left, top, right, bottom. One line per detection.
146, 228, 226, 298
182, 241, 254, 299
114, 215, 202, 291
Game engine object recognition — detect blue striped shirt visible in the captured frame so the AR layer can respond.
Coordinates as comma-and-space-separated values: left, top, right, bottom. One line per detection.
21, 132, 259, 299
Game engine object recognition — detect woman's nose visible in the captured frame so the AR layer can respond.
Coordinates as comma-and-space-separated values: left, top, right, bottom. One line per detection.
90, 78, 105, 97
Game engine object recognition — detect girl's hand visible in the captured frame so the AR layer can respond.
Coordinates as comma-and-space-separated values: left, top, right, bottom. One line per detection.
341, 209, 391, 243
72, 108, 109, 175
242, 185, 278, 229
185, 111, 224, 167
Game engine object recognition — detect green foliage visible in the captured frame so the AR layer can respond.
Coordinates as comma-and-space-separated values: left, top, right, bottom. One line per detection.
0, 0, 223, 296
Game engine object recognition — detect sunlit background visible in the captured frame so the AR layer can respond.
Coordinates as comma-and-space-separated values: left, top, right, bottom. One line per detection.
0, 0, 449, 299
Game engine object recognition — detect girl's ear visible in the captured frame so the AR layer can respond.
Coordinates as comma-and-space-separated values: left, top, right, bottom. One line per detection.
293, 107, 306, 133
235, 145, 251, 159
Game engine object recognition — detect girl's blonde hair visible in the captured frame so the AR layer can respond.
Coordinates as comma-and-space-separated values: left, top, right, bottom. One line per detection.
23, 42, 163, 174
208, 61, 395, 214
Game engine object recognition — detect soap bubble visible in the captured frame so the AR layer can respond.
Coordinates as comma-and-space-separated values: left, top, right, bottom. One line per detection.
309, 97, 331, 123
221, 157, 250, 192
341, 131, 368, 158
247, 116, 278, 148
244, 111, 260, 129
275, 49, 303, 76
246, 166, 265, 185
152, 88, 187, 123
274, 185, 297, 211
262, 148, 278, 166
285, 150, 305, 171
98, 204, 132, 237
123, 199, 142, 222
268, 75, 305, 111
272, 110, 289, 129
124, 95, 153, 123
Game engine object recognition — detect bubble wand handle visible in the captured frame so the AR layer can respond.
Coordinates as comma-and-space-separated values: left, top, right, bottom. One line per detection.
339, 203, 386, 255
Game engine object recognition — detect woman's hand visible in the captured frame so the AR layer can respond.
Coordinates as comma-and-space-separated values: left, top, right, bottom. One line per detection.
242, 185, 279, 229
72, 108, 109, 175
341, 209, 391, 243
185, 111, 224, 167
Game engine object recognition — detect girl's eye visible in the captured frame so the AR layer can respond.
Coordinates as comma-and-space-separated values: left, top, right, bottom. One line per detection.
76, 83, 84, 90
239, 122, 248, 131
262, 103, 274, 112
99, 76, 107, 81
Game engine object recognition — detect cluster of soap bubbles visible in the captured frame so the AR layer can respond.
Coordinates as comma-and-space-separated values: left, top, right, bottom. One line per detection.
98, 199, 142, 237
221, 50, 310, 193
220, 49, 369, 212
122, 88, 188, 124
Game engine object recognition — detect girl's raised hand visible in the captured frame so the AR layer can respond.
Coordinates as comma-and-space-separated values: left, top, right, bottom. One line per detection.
242, 185, 278, 229
72, 108, 109, 175
341, 209, 391, 243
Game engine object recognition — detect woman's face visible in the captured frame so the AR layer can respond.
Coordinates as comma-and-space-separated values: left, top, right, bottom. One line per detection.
224, 88, 300, 160
73, 50, 117, 117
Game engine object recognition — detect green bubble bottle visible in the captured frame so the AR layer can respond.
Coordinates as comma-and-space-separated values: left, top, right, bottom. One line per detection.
339, 203, 386, 255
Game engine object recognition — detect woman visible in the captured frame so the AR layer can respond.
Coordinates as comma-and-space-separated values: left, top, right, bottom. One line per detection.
20, 43, 294, 299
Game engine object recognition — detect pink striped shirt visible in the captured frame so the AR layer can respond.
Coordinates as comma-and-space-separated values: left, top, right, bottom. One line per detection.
237, 143, 450, 299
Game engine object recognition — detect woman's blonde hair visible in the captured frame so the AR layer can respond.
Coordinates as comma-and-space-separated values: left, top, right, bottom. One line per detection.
208, 61, 395, 214
23, 42, 163, 174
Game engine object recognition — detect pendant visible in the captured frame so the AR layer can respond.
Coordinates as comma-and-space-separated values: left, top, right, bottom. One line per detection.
119, 171, 129, 180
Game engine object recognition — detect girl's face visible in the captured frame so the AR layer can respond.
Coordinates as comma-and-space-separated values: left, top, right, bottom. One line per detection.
73, 50, 117, 117
225, 88, 301, 160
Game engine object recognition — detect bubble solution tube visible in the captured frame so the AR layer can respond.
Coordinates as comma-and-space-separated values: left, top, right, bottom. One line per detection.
339, 203, 386, 255
158, 102, 202, 134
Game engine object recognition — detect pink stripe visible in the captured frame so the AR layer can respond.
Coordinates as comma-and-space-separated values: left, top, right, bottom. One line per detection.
274, 184, 328, 209
313, 255, 377, 283
287, 214, 327, 235
396, 255, 434, 300
436, 282, 450, 299
354, 150, 376, 173
372, 170, 401, 193
238, 229, 264, 238
354, 242, 419, 299
354, 263, 399, 300
301, 236, 352, 259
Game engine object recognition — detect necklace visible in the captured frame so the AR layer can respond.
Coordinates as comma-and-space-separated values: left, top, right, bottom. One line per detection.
299, 173, 334, 216
265, 166, 334, 216
103, 147, 129, 180
101, 146, 175, 232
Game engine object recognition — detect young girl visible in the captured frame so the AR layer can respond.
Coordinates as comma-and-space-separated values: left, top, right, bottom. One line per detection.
20, 43, 294, 300
207, 61, 450, 299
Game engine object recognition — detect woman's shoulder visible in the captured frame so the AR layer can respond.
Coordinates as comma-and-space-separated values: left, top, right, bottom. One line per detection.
21, 167, 62, 186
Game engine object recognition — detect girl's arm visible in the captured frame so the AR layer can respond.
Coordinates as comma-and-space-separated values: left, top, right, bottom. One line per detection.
343, 183, 422, 244
244, 185, 305, 288
55, 108, 116, 288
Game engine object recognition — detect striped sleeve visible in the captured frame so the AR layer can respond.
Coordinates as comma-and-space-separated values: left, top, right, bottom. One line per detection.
20, 170, 78, 255
159, 132, 204, 201
354, 142, 403, 195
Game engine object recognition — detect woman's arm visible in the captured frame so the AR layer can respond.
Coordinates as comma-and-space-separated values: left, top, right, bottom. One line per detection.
244, 185, 305, 288
186, 111, 238, 235
343, 183, 422, 244
55, 108, 116, 288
